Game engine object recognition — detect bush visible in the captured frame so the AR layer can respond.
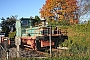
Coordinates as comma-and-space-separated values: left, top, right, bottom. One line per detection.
9, 31, 16, 39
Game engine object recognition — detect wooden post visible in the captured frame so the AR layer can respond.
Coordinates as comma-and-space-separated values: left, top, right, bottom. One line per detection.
16, 45, 19, 57
49, 26, 52, 58
15, 36, 21, 57
6, 50, 9, 60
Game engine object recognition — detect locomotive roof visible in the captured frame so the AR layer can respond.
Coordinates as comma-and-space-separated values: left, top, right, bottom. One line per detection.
20, 18, 36, 20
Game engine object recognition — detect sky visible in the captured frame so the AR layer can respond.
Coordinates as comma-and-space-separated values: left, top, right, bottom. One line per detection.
0, 0, 45, 21
0, 0, 90, 23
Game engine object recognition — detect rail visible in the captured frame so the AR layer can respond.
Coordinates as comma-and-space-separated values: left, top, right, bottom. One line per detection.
0, 44, 7, 60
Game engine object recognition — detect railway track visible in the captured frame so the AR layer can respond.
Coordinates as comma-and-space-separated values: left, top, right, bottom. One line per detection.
8, 47, 64, 58
21, 48, 49, 57
9, 47, 49, 58
23, 47, 64, 57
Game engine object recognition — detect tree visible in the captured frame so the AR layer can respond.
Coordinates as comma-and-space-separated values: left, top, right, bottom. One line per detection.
40, 0, 79, 24
78, 0, 90, 16
35, 16, 40, 21
35, 15, 41, 25
0, 15, 17, 37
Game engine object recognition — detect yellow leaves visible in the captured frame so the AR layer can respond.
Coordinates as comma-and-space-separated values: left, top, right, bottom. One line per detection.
58, 15, 64, 20
62, 6, 66, 9
70, 19, 74, 23
51, 19, 55, 22
71, 14, 75, 17
56, 10, 66, 14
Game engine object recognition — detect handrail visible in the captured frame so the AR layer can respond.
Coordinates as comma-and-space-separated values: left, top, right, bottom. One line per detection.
0, 45, 6, 52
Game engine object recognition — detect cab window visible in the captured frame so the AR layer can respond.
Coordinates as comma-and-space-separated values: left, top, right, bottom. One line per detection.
21, 20, 28, 26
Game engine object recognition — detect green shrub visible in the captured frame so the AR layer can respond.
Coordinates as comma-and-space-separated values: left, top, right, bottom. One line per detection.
9, 31, 16, 39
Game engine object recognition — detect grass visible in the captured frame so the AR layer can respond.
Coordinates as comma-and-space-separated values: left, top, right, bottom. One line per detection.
59, 21, 90, 60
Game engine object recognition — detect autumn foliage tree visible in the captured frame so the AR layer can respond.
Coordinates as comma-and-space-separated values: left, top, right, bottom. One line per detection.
40, 0, 79, 24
